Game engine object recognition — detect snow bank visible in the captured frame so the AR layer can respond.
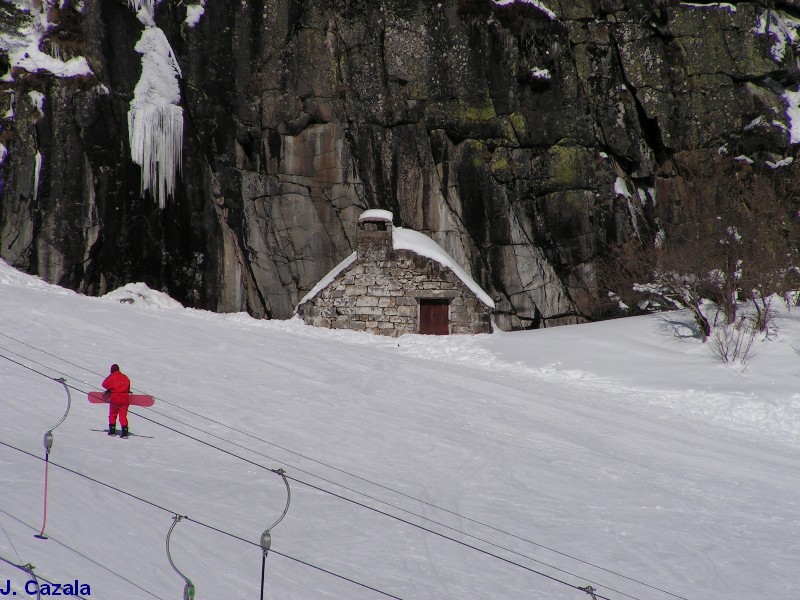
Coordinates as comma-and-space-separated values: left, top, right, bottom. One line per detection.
0, 259, 71, 293
101, 282, 184, 310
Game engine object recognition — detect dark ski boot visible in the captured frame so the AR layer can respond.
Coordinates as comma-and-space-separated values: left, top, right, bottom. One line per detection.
120, 426, 129, 439
108, 424, 116, 436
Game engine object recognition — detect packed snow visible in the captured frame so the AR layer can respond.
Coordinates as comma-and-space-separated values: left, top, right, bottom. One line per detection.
1, 259, 799, 600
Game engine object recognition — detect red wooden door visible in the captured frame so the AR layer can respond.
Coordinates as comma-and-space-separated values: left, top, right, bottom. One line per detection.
419, 299, 449, 335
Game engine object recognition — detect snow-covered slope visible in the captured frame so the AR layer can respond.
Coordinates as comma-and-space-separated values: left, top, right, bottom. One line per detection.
1, 260, 798, 600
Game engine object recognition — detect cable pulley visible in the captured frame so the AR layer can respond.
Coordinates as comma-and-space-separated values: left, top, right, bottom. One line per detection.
260, 469, 291, 600
166, 515, 195, 600
24, 563, 41, 600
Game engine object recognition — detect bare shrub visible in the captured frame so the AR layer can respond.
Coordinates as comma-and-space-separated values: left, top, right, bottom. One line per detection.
709, 317, 758, 366
599, 152, 800, 342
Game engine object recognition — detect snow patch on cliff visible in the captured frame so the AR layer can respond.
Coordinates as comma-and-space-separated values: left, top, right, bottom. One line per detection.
782, 87, 800, 144
681, 2, 736, 12
752, 10, 800, 62
127, 22, 184, 209
492, 0, 556, 20
0, 1, 92, 82
185, 1, 206, 27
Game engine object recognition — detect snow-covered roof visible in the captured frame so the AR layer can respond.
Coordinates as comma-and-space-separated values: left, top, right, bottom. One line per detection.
359, 209, 394, 223
297, 225, 494, 309
392, 227, 494, 308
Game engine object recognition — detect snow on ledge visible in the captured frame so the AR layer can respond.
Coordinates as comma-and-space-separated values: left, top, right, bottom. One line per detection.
185, 2, 206, 27
492, 0, 556, 20
0, 1, 93, 82
680, 2, 737, 12
359, 209, 393, 222
766, 157, 794, 168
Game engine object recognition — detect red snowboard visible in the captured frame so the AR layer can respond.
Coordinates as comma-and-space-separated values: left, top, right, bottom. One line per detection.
88, 392, 155, 407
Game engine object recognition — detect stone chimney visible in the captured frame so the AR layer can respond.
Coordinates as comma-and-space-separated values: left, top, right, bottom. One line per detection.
356, 209, 394, 258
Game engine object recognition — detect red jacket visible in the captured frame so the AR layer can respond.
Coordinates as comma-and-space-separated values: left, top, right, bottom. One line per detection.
102, 371, 131, 394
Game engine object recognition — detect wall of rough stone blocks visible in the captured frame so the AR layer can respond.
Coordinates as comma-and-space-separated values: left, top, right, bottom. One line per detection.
298, 248, 493, 336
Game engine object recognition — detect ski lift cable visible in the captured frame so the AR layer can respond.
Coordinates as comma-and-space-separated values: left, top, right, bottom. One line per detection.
1, 429, 618, 600
0, 554, 42, 600
0, 441, 408, 600
1, 515, 24, 562
133, 405, 648, 600
1, 439, 617, 600
117, 408, 622, 599
0, 340, 685, 599
0, 339, 687, 599
0, 507, 165, 600
0, 353, 677, 600
0, 553, 87, 600
0, 347, 620, 595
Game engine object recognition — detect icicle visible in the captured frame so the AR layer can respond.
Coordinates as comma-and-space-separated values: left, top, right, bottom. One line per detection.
128, 104, 183, 208
127, 24, 183, 209
33, 151, 42, 205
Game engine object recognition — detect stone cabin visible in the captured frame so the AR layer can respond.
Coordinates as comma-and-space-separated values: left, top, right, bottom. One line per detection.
296, 210, 494, 336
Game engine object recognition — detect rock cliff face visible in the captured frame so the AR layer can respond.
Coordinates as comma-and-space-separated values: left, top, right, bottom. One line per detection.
2, 0, 800, 330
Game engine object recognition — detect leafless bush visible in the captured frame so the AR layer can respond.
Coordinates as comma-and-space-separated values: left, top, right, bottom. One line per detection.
709, 317, 758, 366
599, 152, 800, 343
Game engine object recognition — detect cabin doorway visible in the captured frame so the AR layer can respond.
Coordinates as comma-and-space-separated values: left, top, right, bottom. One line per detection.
419, 299, 449, 335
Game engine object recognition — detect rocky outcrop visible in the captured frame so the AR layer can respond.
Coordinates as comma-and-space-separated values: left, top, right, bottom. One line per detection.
2, 0, 799, 330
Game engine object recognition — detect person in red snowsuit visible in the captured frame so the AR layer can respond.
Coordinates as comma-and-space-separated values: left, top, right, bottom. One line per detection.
102, 364, 131, 437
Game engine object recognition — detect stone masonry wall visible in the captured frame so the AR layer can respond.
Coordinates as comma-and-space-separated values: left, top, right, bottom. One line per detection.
298, 244, 492, 336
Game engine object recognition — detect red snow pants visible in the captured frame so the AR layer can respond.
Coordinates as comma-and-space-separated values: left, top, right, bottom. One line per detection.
109, 402, 129, 427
